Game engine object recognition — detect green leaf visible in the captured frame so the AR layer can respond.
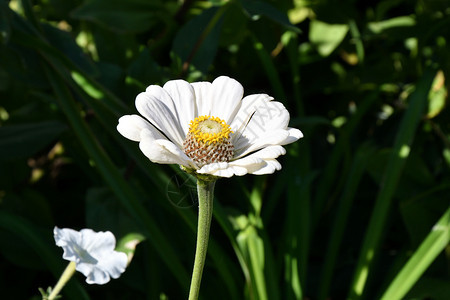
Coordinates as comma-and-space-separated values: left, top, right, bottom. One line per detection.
71, 0, 165, 33
380, 207, 450, 300
426, 70, 447, 119
241, 0, 300, 33
85, 187, 141, 236
116, 232, 146, 259
42, 24, 97, 75
348, 68, 437, 299
219, 3, 249, 46
399, 182, 450, 246
251, 33, 286, 101
1, 189, 54, 227
172, 7, 224, 73
236, 224, 268, 300
127, 48, 162, 85
368, 16, 415, 34
309, 20, 349, 57
0, 120, 66, 161
318, 143, 377, 300
367, 151, 436, 200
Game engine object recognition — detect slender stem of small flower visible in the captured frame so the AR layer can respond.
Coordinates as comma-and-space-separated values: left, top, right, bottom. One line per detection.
188, 179, 216, 300
47, 261, 77, 300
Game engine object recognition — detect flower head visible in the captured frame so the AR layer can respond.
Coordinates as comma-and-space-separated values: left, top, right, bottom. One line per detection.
54, 227, 128, 285
117, 76, 303, 178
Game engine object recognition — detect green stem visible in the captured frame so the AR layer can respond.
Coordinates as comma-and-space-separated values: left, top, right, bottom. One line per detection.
48, 261, 77, 300
188, 179, 216, 300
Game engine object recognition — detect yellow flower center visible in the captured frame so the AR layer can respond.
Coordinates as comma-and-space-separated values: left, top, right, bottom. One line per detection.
189, 115, 232, 144
183, 115, 234, 167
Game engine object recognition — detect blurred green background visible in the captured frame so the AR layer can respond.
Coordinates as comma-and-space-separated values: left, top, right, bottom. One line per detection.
0, 0, 449, 299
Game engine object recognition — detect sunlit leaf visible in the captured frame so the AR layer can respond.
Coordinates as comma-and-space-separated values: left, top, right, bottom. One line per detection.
368, 16, 416, 34
116, 232, 146, 261
381, 208, 450, 300
309, 20, 348, 57
426, 70, 447, 119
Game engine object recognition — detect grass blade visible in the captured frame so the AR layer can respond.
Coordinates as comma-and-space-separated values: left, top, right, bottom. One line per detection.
317, 143, 376, 300
348, 68, 437, 299
251, 34, 286, 101
380, 207, 450, 300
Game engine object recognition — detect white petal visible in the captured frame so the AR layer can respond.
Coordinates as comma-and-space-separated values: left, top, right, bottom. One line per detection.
280, 127, 303, 145
227, 165, 249, 176
145, 85, 177, 111
229, 145, 286, 175
229, 156, 266, 175
210, 168, 236, 177
191, 81, 212, 117
249, 146, 285, 175
197, 143, 289, 178
135, 92, 185, 147
76, 262, 97, 281
139, 138, 195, 168
245, 145, 287, 159
197, 162, 238, 178
83, 264, 110, 285
117, 115, 156, 142
197, 159, 260, 177
233, 99, 292, 157
95, 250, 128, 282
209, 76, 244, 123
80, 229, 116, 255
54, 227, 81, 262
230, 93, 273, 142
163, 79, 196, 134
241, 101, 289, 142
54, 227, 79, 247
250, 159, 282, 175
139, 127, 167, 142
197, 162, 228, 174
234, 129, 289, 158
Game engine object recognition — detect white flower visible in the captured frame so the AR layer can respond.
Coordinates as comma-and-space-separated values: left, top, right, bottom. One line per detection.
117, 76, 303, 178
54, 227, 128, 285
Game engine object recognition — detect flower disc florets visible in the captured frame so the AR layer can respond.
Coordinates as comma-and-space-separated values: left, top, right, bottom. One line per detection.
183, 115, 234, 167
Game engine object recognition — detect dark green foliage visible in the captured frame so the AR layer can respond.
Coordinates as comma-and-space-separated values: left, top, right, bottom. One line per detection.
0, 0, 449, 299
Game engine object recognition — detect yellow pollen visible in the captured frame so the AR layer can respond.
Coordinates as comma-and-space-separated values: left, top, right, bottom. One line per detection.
188, 115, 233, 144
183, 115, 234, 166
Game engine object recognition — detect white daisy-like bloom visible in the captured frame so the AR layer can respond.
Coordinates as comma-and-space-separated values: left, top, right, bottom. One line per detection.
117, 76, 303, 178
54, 227, 128, 285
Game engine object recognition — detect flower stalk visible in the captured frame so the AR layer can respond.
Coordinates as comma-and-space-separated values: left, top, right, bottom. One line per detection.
47, 261, 76, 300
188, 179, 216, 300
